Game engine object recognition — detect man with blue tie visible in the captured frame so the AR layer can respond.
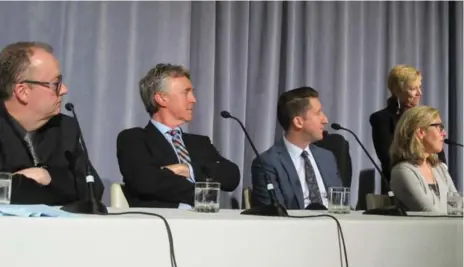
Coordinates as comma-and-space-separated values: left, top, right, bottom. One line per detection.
117, 63, 240, 208
251, 87, 343, 209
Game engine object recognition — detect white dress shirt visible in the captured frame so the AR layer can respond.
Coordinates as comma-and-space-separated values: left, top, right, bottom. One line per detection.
283, 137, 328, 208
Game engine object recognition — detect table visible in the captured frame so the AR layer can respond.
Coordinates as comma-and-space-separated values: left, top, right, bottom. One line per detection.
0, 208, 462, 267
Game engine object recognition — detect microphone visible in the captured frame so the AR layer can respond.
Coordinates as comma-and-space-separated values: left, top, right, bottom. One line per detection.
60, 103, 108, 215
331, 123, 407, 216
445, 139, 463, 147
220, 110, 288, 217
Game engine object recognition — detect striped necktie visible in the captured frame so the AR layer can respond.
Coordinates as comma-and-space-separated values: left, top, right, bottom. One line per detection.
168, 129, 191, 164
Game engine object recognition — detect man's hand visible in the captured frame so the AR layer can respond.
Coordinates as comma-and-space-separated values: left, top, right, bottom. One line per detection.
162, 164, 190, 178
14, 167, 51, 186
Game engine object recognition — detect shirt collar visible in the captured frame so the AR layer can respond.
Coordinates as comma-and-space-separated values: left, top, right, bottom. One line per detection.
150, 119, 182, 136
283, 137, 310, 159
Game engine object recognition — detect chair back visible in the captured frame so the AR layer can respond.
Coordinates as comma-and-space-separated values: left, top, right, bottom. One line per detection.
242, 187, 252, 209
110, 183, 130, 208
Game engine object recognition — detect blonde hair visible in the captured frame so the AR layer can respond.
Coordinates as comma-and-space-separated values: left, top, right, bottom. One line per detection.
387, 64, 421, 95
389, 106, 441, 167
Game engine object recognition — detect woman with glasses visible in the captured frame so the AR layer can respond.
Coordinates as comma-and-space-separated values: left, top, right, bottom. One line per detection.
389, 106, 457, 212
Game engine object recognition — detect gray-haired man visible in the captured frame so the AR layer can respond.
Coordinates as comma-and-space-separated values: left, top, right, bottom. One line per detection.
117, 63, 240, 208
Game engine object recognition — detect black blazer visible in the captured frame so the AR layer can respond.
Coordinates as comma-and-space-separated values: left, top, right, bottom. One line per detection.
369, 97, 446, 188
315, 131, 352, 187
116, 122, 240, 208
0, 102, 104, 205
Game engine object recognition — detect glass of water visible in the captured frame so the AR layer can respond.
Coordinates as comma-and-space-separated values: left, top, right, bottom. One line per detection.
0, 172, 12, 205
194, 182, 220, 213
447, 192, 463, 216
328, 187, 351, 214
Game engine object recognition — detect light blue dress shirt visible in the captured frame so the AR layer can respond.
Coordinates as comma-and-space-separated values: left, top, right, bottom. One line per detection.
151, 119, 194, 210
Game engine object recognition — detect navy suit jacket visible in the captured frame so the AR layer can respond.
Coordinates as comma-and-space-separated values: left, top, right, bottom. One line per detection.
251, 138, 343, 209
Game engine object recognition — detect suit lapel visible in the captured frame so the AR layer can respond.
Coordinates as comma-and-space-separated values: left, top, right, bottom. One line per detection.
0, 103, 35, 167
276, 139, 304, 209
144, 122, 179, 164
35, 117, 60, 164
309, 145, 328, 191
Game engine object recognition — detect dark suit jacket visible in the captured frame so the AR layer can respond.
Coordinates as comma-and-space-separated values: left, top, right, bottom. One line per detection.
116, 122, 240, 208
369, 97, 446, 191
0, 102, 104, 205
251, 139, 343, 209
314, 131, 352, 187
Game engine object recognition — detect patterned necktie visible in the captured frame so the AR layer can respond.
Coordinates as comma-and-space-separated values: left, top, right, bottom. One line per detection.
168, 130, 191, 164
24, 132, 39, 166
301, 150, 323, 204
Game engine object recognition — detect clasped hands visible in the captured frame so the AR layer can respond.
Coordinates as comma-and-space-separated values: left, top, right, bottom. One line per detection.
161, 163, 191, 178
14, 167, 51, 186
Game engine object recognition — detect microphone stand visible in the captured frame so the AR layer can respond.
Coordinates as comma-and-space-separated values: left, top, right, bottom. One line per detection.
61, 103, 108, 215
221, 111, 288, 217
331, 123, 407, 216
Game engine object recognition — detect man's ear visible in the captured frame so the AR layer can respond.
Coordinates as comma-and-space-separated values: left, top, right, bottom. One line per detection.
292, 116, 304, 130
153, 92, 168, 108
13, 83, 29, 104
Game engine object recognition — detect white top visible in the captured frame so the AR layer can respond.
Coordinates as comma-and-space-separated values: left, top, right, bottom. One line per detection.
283, 137, 328, 208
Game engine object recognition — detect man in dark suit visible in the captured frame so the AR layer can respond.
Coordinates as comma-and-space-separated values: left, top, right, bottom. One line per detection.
0, 41, 104, 205
117, 63, 240, 208
251, 87, 343, 210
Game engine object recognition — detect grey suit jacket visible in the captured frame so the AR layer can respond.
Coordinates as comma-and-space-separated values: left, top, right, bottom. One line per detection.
251, 138, 343, 209
391, 162, 457, 213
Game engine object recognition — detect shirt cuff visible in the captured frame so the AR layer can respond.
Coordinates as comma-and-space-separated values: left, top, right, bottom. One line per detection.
186, 163, 195, 183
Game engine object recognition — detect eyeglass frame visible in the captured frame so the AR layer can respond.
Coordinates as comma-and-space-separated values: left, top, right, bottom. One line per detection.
18, 75, 63, 96
429, 123, 445, 132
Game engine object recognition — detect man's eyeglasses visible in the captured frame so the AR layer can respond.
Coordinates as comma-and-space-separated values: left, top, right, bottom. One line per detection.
429, 123, 445, 132
19, 79, 62, 95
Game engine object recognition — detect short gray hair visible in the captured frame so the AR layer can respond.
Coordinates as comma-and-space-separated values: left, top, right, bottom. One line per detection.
139, 63, 191, 115
0, 41, 53, 100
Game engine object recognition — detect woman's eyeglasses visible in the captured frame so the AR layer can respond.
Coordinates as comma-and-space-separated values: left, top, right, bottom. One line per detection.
429, 123, 445, 132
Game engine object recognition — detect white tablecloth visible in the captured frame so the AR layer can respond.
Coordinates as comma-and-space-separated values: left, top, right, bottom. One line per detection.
0, 208, 462, 267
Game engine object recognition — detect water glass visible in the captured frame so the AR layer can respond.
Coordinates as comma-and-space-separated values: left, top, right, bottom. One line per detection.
0, 172, 12, 205
328, 187, 351, 214
194, 182, 220, 213
447, 192, 463, 216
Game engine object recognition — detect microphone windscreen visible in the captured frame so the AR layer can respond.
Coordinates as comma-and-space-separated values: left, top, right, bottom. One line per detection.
220, 111, 231, 118
331, 123, 342, 130
65, 103, 74, 111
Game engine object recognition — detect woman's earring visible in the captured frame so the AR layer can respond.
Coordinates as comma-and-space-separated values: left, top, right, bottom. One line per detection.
396, 97, 401, 115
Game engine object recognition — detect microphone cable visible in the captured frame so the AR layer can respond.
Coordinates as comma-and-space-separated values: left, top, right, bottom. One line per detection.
288, 214, 348, 267
105, 211, 178, 267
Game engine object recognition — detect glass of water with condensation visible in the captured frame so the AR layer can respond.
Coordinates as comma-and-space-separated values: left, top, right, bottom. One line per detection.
194, 182, 220, 213
0, 172, 12, 205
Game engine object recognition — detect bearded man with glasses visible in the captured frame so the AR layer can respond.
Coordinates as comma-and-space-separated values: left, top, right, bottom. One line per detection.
0, 41, 104, 205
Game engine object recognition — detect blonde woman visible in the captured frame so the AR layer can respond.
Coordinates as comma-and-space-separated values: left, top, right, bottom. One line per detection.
369, 64, 446, 193
389, 106, 457, 212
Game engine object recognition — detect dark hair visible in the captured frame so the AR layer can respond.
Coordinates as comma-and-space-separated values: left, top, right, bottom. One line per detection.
277, 86, 319, 131
0, 42, 53, 100
139, 63, 191, 115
